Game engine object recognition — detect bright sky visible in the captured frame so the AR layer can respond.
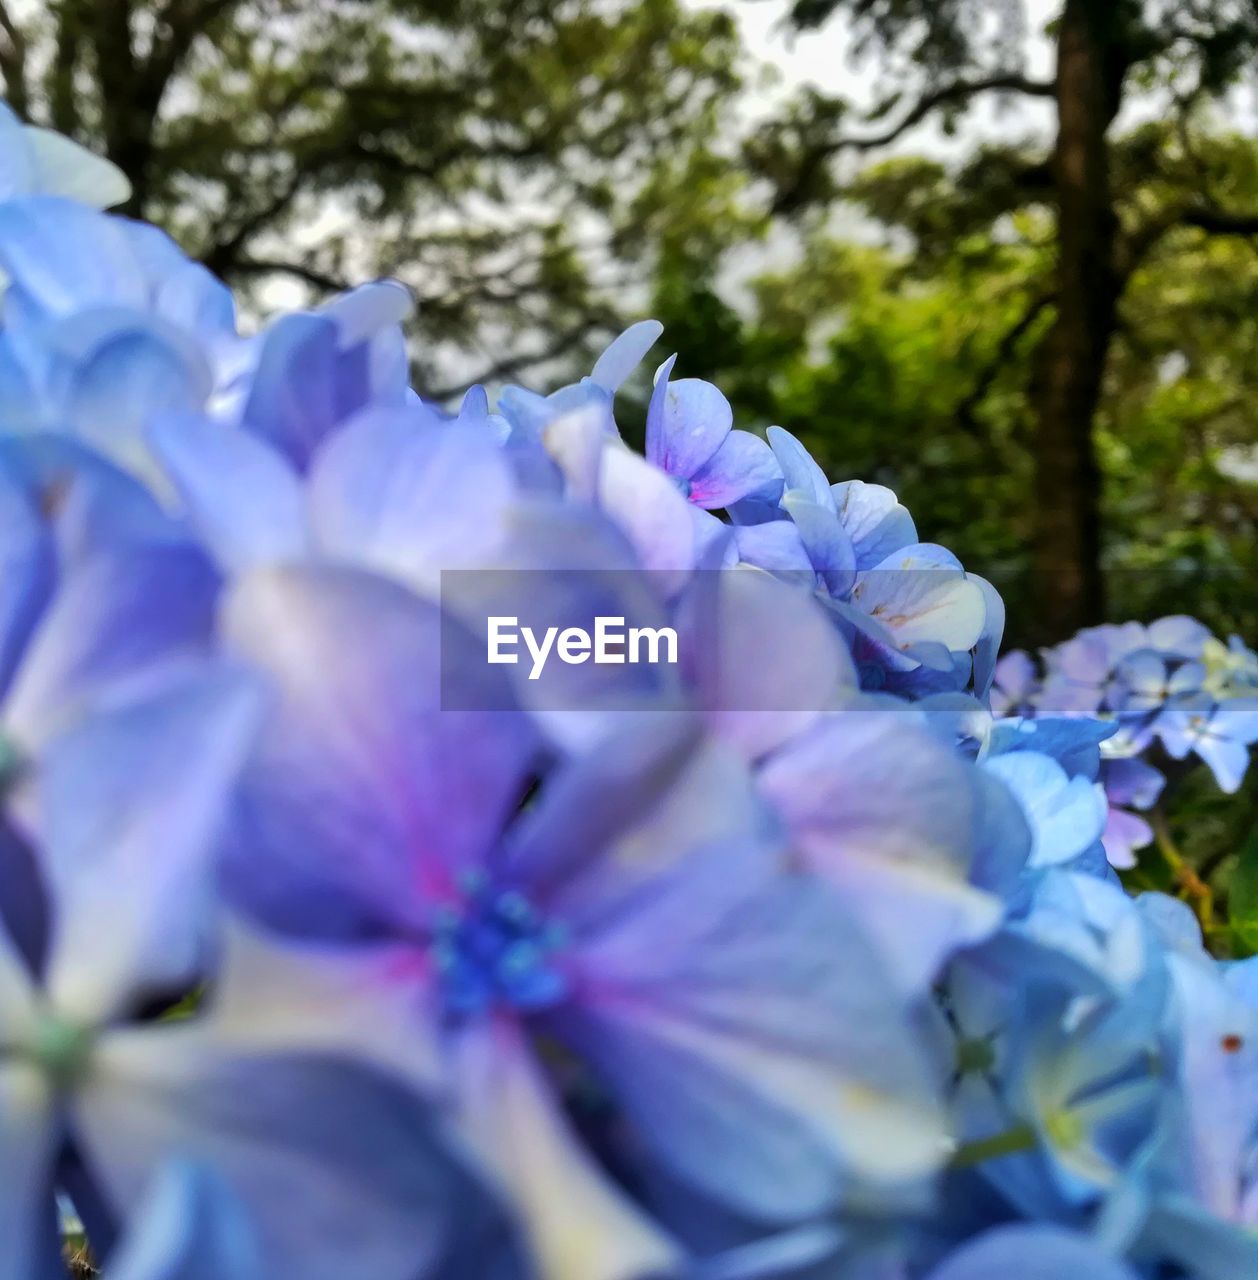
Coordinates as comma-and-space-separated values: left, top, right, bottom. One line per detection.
689, 0, 1060, 154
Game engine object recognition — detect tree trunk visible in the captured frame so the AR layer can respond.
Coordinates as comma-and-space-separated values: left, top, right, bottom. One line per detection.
1029, 0, 1132, 638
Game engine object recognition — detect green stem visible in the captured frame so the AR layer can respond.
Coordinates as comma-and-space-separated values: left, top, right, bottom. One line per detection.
1150, 804, 1214, 930
949, 1123, 1038, 1170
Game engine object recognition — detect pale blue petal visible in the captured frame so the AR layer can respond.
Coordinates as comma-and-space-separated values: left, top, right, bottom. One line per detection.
830, 480, 916, 568
106, 1162, 264, 1280
766, 427, 833, 509
25, 127, 131, 209
0, 196, 147, 315
589, 320, 663, 392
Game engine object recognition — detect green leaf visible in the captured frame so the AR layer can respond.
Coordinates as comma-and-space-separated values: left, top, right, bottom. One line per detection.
1231, 825, 1258, 958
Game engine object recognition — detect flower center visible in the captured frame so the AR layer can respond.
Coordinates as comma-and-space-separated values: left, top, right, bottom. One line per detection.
955, 1036, 996, 1076
432, 879, 569, 1020
1043, 1108, 1086, 1150
0, 734, 24, 792
29, 1014, 94, 1089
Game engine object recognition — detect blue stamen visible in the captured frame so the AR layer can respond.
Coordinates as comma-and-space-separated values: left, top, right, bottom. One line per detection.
433, 884, 569, 1020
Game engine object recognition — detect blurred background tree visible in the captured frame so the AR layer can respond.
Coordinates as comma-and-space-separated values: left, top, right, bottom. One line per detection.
0, 0, 747, 390
722, 0, 1258, 638
0, 0, 1254, 647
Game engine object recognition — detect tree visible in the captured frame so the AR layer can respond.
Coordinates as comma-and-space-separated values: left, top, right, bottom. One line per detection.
0, 0, 744, 390
756, 0, 1258, 636
652, 117, 1258, 647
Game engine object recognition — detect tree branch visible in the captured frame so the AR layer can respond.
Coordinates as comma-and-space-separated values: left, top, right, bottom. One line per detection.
773, 73, 1055, 214
1118, 202, 1258, 283
857, 74, 1057, 151
228, 257, 350, 294
0, 0, 28, 117
1180, 208, 1258, 237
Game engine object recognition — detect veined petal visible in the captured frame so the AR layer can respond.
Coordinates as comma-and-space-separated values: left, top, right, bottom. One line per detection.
221, 565, 536, 931
650, 376, 733, 480
831, 481, 916, 568
687, 429, 782, 509
759, 711, 993, 989
766, 428, 833, 510
851, 558, 985, 654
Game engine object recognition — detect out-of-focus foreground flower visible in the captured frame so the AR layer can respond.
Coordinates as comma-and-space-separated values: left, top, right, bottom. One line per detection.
0, 109, 1254, 1280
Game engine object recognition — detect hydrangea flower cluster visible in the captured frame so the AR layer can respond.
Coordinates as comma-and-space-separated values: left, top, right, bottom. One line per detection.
0, 106, 1254, 1280
993, 623, 1258, 867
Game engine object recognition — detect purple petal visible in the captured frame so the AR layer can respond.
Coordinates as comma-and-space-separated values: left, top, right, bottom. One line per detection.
684, 566, 855, 762
689, 429, 784, 509
759, 710, 999, 991
40, 668, 261, 1020
150, 414, 309, 573
221, 565, 537, 932
307, 408, 516, 591
649, 376, 733, 481
4, 543, 219, 754
563, 863, 948, 1212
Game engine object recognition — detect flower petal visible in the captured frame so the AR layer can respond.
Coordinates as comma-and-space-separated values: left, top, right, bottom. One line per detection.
150, 414, 309, 573
221, 565, 537, 933
450, 1017, 679, 1280
40, 668, 261, 1020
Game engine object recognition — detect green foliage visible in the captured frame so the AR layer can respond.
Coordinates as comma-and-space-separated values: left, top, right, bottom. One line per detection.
1232, 821, 1258, 957
657, 114, 1258, 650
